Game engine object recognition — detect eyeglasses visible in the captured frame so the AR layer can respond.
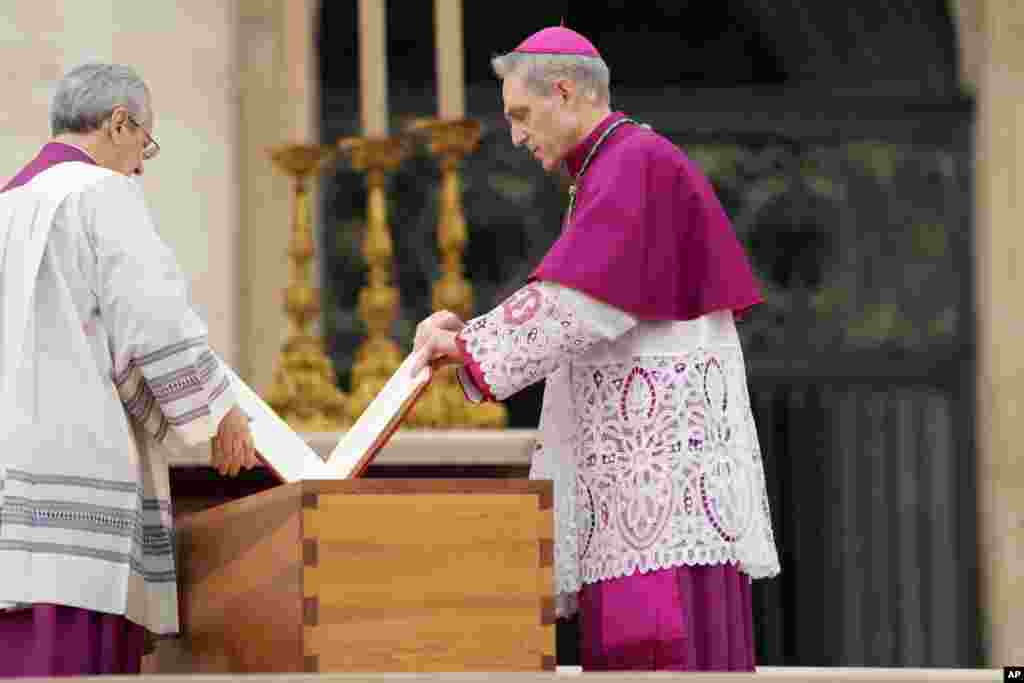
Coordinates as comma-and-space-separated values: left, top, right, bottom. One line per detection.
125, 114, 160, 161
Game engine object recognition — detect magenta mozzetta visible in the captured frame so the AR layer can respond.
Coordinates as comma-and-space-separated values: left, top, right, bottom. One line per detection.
532, 111, 764, 321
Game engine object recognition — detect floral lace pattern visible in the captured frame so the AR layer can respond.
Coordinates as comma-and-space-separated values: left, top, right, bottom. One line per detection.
458, 282, 779, 617
573, 350, 779, 585
528, 366, 582, 617
458, 284, 613, 402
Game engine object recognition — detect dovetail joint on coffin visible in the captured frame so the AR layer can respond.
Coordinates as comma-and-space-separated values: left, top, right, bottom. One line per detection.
303, 538, 319, 567
538, 484, 553, 510
303, 596, 319, 626
539, 538, 554, 568
541, 596, 556, 626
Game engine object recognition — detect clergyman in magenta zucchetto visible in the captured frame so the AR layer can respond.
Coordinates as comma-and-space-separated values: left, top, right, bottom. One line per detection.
413, 26, 780, 672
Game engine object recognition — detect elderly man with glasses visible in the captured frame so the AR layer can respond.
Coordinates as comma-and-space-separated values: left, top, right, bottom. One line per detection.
0, 63, 257, 677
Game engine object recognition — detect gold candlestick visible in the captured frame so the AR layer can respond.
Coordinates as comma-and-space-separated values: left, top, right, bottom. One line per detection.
265, 144, 351, 432
339, 136, 408, 420
406, 118, 507, 429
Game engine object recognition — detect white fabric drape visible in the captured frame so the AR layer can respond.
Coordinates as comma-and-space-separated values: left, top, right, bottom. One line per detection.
0, 162, 235, 633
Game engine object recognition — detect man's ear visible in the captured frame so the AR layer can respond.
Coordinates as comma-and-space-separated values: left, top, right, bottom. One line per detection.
108, 107, 131, 136
553, 79, 573, 103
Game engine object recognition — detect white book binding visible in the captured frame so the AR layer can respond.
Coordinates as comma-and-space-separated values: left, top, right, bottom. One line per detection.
223, 352, 433, 482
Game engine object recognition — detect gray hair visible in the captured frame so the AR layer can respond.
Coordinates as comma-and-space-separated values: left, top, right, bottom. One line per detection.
50, 63, 151, 137
491, 52, 610, 103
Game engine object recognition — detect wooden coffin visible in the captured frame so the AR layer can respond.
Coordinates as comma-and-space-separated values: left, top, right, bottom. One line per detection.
169, 479, 555, 672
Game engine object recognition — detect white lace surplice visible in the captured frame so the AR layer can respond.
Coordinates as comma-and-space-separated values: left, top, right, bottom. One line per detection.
458, 282, 780, 617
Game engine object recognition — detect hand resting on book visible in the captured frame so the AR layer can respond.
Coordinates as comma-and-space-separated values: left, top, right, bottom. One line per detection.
221, 353, 432, 483
412, 309, 466, 375
212, 404, 259, 477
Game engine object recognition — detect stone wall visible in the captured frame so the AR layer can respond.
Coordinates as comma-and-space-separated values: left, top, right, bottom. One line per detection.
0, 1, 242, 366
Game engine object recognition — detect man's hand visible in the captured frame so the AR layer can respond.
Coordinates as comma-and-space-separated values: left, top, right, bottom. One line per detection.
412, 310, 465, 375
212, 404, 258, 477
414, 310, 464, 348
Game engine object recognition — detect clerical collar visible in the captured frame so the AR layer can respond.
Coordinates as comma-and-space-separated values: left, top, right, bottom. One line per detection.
564, 111, 628, 178
43, 141, 98, 166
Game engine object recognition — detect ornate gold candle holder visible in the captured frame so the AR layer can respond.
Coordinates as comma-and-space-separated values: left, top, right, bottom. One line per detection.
338, 135, 408, 420
264, 144, 351, 432
405, 118, 507, 429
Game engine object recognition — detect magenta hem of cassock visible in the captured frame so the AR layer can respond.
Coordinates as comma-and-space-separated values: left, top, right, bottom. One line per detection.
0, 604, 146, 677
579, 563, 755, 671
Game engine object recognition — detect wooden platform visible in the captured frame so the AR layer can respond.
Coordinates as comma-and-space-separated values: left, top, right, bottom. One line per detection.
102, 665, 1009, 682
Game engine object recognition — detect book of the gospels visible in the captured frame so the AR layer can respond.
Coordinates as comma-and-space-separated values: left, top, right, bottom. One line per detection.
222, 352, 433, 483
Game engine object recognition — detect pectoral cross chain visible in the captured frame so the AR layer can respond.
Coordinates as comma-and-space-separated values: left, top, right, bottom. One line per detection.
563, 117, 642, 224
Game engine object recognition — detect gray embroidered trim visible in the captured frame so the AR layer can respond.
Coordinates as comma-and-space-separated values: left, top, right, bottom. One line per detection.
0, 540, 176, 583
113, 337, 225, 438
4, 470, 138, 494
207, 373, 230, 404
0, 500, 173, 554
142, 499, 171, 512
112, 336, 209, 387
167, 404, 211, 427
134, 336, 208, 368
148, 351, 216, 404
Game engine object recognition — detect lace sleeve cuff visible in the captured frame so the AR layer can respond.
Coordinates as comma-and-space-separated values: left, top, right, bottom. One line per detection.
456, 331, 496, 402
454, 282, 638, 401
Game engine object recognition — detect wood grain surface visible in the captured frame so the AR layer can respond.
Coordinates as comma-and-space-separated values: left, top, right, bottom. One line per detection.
165, 479, 554, 673
175, 482, 304, 672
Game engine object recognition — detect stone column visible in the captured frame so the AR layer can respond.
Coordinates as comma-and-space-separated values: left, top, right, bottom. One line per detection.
238, 0, 320, 391
974, 0, 1024, 666
358, 0, 389, 136
283, 0, 319, 142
